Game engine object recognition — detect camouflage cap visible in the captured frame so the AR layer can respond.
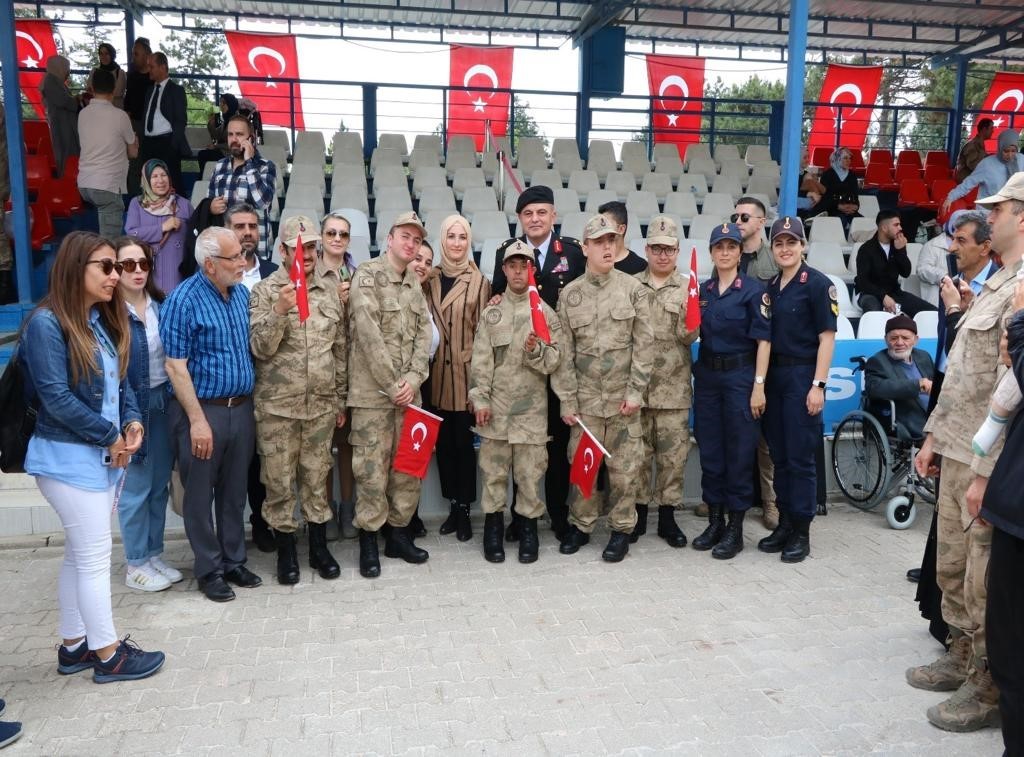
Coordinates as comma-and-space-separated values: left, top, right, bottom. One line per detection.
646, 215, 679, 247
583, 213, 621, 240
280, 215, 321, 247
499, 238, 534, 265
390, 210, 428, 238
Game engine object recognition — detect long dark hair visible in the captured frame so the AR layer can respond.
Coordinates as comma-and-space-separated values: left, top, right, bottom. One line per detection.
113, 235, 166, 303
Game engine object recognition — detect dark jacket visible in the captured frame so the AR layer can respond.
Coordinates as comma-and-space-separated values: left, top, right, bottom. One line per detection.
180, 197, 224, 279
855, 234, 912, 300
491, 233, 586, 309
820, 167, 860, 215
865, 347, 935, 440
981, 308, 1024, 538
144, 78, 190, 157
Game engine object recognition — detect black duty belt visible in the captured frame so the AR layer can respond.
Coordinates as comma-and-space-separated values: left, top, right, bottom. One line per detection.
770, 354, 816, 367
200, 394, 250, 407
700, 351, 756, 371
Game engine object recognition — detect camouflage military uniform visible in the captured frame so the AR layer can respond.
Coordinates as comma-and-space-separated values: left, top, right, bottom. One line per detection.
635, 268, 697, 509
923, 258, 1022, 670
469, 289, 561, 519
347, 254, 432, 531
552, 269, 654, 533
250, 265, 347, 533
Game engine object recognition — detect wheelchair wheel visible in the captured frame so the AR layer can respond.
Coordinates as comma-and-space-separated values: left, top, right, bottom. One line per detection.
886, 495, 917, 530
831, 411, 892, 510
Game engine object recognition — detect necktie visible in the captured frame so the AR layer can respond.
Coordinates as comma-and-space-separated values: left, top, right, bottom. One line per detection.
145, 83, 161, 134
535, 247, 543, 270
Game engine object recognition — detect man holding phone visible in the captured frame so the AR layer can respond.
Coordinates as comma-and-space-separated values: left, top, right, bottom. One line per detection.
207, 114, 277, 261
854, 210, 936, 315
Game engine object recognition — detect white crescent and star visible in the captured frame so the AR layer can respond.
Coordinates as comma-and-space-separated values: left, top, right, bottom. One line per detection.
658, 75, 690, 127
248, 45, 287, 89
828, 82, 864, 130
991, 89, 1024, 126
16, 30, 44, 68
582, 447, 594, 474
411, 421, 428, 451
463, 64, 499, 112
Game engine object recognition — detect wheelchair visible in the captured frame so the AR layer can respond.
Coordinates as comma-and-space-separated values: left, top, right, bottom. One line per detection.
830, 356, 937, 529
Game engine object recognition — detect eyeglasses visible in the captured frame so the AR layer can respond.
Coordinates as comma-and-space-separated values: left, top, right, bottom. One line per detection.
730, 213, 764, 224
119, 258, 151, 273
212, 253, 245, 263
324, 229, 350, 239
648, 245, 678, 257
87, 259, 124, 276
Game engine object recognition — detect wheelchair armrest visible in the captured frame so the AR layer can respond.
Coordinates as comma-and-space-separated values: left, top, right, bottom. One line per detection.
849, 355, 868, 374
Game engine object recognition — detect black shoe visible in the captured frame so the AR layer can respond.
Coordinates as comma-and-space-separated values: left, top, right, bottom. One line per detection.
558, 526, 590, 555
359, 529, 381, 578
410, 510, 427, 538
251, 520, 276, 553
483, 512, 505, 563
781, 519, 811, 563
656, 506, 687, 548
92, 636, 165, 684
274, 530, 300, 585
439, 500, 459, 535
519, 518, 539, 563
385, 525, 430, 563
224, 565, 263, 588
758, 511, 793, 553
692, 504, 726, 551
308, 522, 341, 580
456, 503, 473, 542
712, 510, 745, 560
602, 531, 630, 562
629, 504, 648, 543
906, 568, 921, 583
505, 510, 522, 543
57, 638, 97, 675
198, 574, 235, 602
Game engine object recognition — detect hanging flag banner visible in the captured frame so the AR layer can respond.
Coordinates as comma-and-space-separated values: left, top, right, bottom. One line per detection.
448, 45, 514, 150
225, 31, 305, 129
393, 405, 443, 479
645, 54, 706, 158
15, 20, 59, 120
807, 64, 883, 152
975, 71, 1024, 152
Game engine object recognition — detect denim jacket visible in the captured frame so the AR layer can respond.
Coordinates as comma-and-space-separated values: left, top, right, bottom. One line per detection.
126, 299, 168, 462
22, 308, 141, 448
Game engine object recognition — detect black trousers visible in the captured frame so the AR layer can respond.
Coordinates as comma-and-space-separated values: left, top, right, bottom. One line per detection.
987, 526, 1024, 757
435, 409, 477, 504
247, 452, 269, 532
545, 385, 571, 532
857, 291, 936, 317
139, 134, 184, 195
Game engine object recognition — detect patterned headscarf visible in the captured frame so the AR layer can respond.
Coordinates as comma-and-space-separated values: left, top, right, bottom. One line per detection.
830, 148, 851, 182
139, 159, 176, 216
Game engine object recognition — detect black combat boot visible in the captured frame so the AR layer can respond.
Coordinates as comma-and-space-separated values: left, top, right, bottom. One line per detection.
505, 509, 522, 543
384, 525, 430, 563
358, 529, 381, 578
410, 508, 427, 538
691, 504, 726, 551
455, 503, 473, 542
657, 505, 687, 548
629, 504, 648, 543
483, 512, 505, 563
559, 525, 590, 555
274, 530, 300, 585
519, 518, 539, 563
250, 511, 276, 553
0, 270, 13, 305
712, 509, 745, 560
439, 500, 459, 535
602, 531, 630, 562
757, 510, 793, 553
308, 522, 341, 579
781, 517, 811, 563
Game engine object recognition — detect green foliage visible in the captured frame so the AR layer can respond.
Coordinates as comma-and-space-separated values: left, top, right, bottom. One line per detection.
508, 94, 547, 150
160, 20, 228, 102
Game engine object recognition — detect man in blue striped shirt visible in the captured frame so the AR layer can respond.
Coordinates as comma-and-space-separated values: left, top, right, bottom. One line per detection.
161, 226, 263, 602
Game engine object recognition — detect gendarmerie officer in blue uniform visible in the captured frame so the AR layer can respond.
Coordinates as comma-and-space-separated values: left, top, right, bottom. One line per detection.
692, 223, 772, 559
759, 216, 837, 563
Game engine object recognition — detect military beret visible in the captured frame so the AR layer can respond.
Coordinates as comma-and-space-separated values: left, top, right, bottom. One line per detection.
516, 185, 555, 213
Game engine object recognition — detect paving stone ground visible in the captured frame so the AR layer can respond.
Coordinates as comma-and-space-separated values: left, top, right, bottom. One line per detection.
0, 502, 1005, 756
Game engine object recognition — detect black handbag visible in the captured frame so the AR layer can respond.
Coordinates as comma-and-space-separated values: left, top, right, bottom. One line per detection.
0, 350, 37, 474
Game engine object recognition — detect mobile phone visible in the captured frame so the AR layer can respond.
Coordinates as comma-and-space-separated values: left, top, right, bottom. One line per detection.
102, 452, 112, 466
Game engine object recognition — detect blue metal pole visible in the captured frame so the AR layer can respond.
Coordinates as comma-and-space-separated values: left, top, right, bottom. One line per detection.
948, 56, 968, 163
0, 0, 34, 304
779, 0, 809, 216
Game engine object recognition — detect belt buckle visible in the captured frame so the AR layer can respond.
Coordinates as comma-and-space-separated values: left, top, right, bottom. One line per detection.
226, 396, 238, 408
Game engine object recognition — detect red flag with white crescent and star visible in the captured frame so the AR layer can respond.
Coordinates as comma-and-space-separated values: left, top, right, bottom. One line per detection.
975, 71, 1024, 152
448, 45, 513, 150
645, 54, 705, 158
14, 20, 59, 120
685, 246, 701, 333
527, 265, 551, 344
290, 234, 310, 323
225, 31, 305, 129
807, 64, 883, 151
393, 404, 443, 479
569, 422, 608, 499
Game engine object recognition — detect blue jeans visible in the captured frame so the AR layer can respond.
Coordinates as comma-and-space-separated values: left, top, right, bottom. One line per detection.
117, 383, 173, 566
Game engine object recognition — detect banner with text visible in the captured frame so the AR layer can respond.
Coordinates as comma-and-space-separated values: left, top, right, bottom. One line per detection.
807, 64, 883, 152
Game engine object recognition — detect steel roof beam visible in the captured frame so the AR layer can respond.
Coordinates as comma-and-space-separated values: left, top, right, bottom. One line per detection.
573, 0, 634, 46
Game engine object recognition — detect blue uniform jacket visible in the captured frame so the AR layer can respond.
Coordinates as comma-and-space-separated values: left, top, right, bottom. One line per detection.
767, 263, 838, 359
697, 273, 771, 356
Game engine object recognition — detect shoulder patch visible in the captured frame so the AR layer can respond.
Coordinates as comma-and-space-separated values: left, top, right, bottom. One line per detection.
828, 285, 838, 302
485, 308, 502, 325
374, 271, 389, 288
566, 289, 584, 307
359, 275, 374, 288
760, 292, 771, 319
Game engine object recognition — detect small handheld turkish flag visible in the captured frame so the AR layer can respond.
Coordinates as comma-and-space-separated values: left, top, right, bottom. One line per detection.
393, 404, 443, 479
527, 265, 551, 344
685, 246, 701, 332
290, 234, 310, 323
569, 419, 609, 499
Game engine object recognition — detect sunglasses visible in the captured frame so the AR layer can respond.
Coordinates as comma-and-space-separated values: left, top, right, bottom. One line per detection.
730, 213, 763, 224
324, 229, 350, 239
87, 259, 124, 275
119, 258, 151, 273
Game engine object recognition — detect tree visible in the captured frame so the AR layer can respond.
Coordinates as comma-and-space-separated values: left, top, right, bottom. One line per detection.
507, 94, 547, 150
160, 19, 228, 103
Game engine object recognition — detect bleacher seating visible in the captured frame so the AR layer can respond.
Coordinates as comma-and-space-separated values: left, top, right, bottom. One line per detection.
586, 140, 618, 181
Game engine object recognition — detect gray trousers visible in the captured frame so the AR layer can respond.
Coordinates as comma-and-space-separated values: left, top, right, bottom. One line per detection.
169, 397, 255, 581
79, 187, 125, 241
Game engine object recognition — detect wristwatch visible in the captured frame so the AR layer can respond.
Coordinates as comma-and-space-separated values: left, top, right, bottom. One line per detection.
811, 380, 827, 389
754, 375, 765, 385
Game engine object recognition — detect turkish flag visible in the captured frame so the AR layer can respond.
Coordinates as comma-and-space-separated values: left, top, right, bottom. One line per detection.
225, 31, 305, 129
807, 64, 883, 152
527, 265, 551, 344
975, 72, 1024, 152
448, 45, 513, 151
289, 234, 310, 323
15, 20, 59, 120
393, 405, 443, 479
645, 55, 705, 158
685, 246, 701, 332
569, 422, 608, 500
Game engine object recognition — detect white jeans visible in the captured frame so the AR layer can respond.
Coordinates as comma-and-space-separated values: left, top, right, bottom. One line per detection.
36, 476, 118, 649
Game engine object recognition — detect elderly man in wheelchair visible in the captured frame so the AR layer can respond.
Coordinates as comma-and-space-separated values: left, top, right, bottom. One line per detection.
831, 314, 937, 528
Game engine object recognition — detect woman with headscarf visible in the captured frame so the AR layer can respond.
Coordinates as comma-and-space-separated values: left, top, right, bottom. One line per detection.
86, 43, 127, 109
801, 147, 861, 235
425, 215, 491, 541
40, 55, 81, 177
198, 94, 240, 173
124, 159, 193, 293
942, 129, 1024, 215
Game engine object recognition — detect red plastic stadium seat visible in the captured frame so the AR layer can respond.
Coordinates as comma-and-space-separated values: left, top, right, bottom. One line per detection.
24, 154, 52, 192
868, 149, 893, 167
22, 121, 51, 151
896, 150, 923, 170
850, 150, 866, 178
937, 185, 978, 224
30, 203, 55, 249
811, 146, 832, 169
898, 179, 936, 211
894, 163, 921, 182
42, 175, 83, 218
923, 164, 951, 183
925, 151, 951, 171
862, 163, 897, 192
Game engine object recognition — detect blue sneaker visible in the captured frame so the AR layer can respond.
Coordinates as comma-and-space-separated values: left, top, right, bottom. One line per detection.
0, 719, 22, 749
56, 640, 98, 675
93, 636, 165, 684
0, 698, 4, 716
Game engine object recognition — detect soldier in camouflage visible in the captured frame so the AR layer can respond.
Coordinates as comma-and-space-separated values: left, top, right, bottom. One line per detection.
347, 211, 433, 578
552, 214, 654, 563
250, 215, 346, 585
469, 239, 561, 564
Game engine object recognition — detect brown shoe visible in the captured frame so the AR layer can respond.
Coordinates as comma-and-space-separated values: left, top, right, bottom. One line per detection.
926, 667, 1001, 732
762, 502, 780, 530
695, 502, 709, 518
906, 634, 970, 691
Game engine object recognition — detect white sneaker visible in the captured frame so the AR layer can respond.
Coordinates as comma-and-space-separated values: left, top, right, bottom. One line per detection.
125, 563, 172, 592
149, 556, 184, 584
